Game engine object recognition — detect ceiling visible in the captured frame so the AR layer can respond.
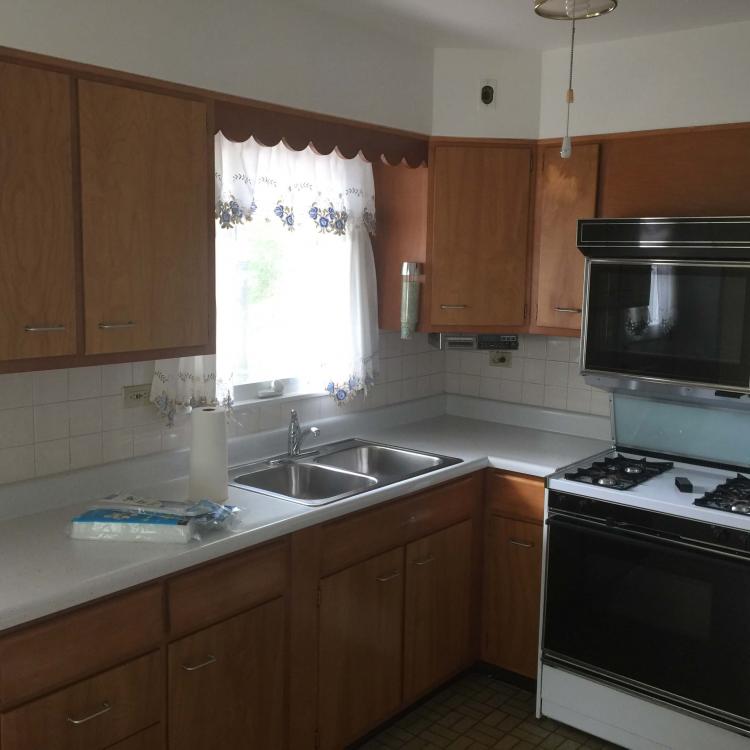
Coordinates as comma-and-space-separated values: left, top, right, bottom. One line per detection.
293, 0, 750, 51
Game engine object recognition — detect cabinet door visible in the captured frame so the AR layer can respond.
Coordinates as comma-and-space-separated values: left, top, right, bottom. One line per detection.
430, 145, 531, 328
79, 81, 210, 355
318, 547, 404, 750
0, 62, 77, 361
403, 520, 473, 703
168, 597, 285, 750
534, 144, 599, 331
482, 516, 543, 679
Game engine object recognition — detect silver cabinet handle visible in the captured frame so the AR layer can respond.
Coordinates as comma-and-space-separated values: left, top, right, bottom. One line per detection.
414, 555, 435, 567
554, 307, 582, 314
181, 654, 217, 672
509, 539, 534, 549
376, 570, 401, 583
440, 304, 468, 310
67, 701, 112, 725
24, 325, 66, 332
99, 321, 136, 330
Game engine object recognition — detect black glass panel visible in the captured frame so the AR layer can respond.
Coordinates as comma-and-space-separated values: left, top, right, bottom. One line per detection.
584, 262, 750, 388
544, 517, 750, 724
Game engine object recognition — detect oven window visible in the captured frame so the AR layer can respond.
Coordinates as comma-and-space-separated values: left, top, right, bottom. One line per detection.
584, 262, 750, 388
543, 517, 750, 725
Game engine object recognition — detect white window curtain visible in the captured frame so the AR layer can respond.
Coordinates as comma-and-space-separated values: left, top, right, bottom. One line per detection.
150, 355, 218, 425
214, 135, 379, 403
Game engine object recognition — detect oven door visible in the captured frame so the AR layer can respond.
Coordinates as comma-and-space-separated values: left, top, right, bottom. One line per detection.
543, 512, 750, 732
582, 259, 750, 392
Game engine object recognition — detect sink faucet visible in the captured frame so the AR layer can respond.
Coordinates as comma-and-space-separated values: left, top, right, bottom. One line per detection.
288, 409, 320, 457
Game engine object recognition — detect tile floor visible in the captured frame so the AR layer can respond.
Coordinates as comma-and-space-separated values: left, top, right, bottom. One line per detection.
356, 671, 621, 750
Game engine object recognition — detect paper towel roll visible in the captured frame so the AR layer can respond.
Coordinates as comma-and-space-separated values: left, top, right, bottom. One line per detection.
189, 406, 228, 502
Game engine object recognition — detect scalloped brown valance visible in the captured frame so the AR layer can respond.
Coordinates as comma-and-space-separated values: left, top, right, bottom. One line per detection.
214, 100, 428, 168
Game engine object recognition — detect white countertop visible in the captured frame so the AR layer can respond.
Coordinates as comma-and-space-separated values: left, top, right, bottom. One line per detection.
0, 414, 610, 632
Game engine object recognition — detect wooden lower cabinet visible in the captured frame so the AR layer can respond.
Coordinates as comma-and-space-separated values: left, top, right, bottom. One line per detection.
1, 652, 162, 750
403, 520, 473, 702
318, 547, 405, 750
482, 515, 543, 679
108, 725, 164, 749
167, 597, 285, 750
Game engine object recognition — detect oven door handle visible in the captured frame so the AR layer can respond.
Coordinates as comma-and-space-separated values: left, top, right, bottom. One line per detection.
546, 512, 748, 562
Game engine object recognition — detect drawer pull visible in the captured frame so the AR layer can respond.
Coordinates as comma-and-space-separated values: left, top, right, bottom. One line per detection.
509, 538, 534, 549
554, 307, 582, 314
376, 570, 401, 583
181, 654, 217, 672
24, 324, 66, 332
440, 304, 468, 310
67, 701, 112, 725
414, 555, 435, 567
99, 320, 136, 330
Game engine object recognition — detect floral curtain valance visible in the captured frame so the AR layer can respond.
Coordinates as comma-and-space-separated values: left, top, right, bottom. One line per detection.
215, 136, 376, 236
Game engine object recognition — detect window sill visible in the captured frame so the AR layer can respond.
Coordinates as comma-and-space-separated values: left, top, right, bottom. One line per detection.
232, 389, 328, 409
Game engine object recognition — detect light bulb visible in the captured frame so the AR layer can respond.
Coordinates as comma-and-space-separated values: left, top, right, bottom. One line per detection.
565, 0, 575, 19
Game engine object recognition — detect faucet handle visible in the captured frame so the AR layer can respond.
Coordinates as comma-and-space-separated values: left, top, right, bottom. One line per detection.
309, 426, 320, 439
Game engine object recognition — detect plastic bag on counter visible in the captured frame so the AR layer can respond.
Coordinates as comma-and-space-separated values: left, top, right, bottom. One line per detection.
69, 494, 242, 544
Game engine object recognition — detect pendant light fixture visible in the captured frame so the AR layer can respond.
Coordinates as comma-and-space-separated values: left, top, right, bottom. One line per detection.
534, 0, 617, 159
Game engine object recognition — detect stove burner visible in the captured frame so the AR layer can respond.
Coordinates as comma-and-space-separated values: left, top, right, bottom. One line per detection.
697, 475, 750, 514
564, 454, 674, 491
597, 476, 619, 487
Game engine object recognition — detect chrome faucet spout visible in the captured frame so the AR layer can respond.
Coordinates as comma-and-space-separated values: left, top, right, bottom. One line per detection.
287, 409, 320, 456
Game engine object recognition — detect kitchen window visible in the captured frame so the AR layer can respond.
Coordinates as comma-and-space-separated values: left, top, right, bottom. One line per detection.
214, 135, 379, 404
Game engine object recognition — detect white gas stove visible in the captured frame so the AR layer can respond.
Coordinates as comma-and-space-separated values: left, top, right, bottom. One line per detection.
548, 449, 750, 532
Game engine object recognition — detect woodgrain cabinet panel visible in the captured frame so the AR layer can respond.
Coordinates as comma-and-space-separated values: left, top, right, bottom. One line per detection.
108, 725, 164, 750
1, 652, 162, 750
403, 520, 473, 702
167, 539, 287, 637
168, 598, 285, 750
320, 473, 480, 576
318, 547, 404, 750
79, 81, 210, 354
0, 62, 77, 360
429, 145, 532, 328
0, 585, 163, 707
482, 516, 543, 679
533, 144, 599, 332
485, 471, 545, 524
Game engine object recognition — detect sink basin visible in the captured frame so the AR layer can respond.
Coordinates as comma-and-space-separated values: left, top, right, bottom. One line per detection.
232, 462, 376, 505
315, 444, 442, 477
230, 439, 461, 506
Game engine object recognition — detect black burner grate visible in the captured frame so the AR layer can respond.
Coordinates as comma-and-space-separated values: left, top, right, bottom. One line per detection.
565, 454, 674, 491
695, 474, 750, 515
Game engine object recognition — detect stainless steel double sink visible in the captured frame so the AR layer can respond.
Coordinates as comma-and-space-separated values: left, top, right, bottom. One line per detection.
229, 439, 462, 506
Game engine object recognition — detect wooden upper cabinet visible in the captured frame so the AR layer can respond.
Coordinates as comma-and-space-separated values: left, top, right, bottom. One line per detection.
0, 63, 77, 361
78, 81, 210, 355
429, 144, 532, 328
533, 143, 599, 332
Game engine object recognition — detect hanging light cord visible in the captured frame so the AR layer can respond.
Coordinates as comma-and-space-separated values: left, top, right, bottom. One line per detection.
565, 17, 576, 137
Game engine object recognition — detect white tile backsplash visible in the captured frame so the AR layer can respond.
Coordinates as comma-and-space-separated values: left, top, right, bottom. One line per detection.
0, 331, 607, 487
444, 334, 608, 419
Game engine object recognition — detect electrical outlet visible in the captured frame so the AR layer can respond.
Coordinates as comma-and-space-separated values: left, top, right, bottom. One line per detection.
489, 351, 512, 368
479, 78, 498, 110
123, 383, 151, 408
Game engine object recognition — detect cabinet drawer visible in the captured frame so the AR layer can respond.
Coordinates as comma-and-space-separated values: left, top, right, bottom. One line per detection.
1, 651, 162, 750
485, 471, 544, 524
109, 725, 164, 749
168, 540, 288, 637
320, 474, 480, 576
0, 585, 163, 706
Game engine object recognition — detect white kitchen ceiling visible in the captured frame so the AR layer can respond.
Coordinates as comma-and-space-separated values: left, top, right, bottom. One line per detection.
292, 0, 750, 50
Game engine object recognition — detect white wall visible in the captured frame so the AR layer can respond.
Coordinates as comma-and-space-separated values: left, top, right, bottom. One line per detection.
0, 0, 434, 133
433, 48, 541, 138
540, 20, 750, 138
